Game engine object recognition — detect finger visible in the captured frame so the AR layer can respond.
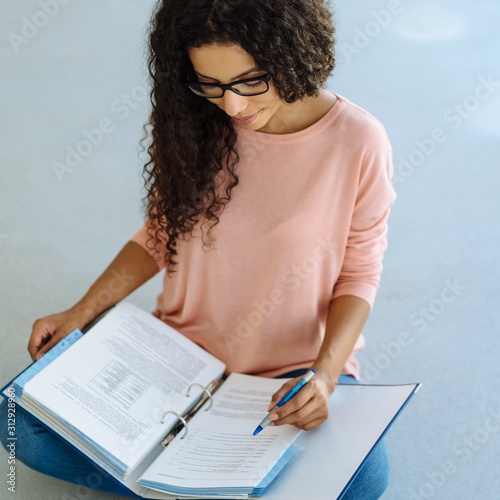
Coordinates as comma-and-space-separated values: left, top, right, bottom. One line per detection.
275, 402, 328, 429
27, 331, 52, 360
36, 330, 70, 360
271, 383, 316, 419
298, 416, 328, 431
27, 321, 55, 360
36, 336, 58, 360
272, 384, 330, 424
272, 398, 325, 427
267, 377, 303, 411
294, 399, 329, 429
270, 377, 301, 403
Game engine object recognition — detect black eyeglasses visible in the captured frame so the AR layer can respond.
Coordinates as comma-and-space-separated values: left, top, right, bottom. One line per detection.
184, 73, 271, 98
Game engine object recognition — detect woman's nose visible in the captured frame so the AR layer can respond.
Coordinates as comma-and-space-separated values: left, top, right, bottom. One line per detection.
217, 91, 249, 117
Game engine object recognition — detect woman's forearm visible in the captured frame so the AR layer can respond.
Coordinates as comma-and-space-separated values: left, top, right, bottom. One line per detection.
265, 294, 370, 430
312, 294, 370, 392
70, 240, 161, 324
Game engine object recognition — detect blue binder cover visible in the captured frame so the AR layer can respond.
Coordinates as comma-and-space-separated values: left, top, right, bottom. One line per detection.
2, 328, 84, 398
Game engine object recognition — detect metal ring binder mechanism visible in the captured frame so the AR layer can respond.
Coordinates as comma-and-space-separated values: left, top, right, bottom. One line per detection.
185, 382, 214, 410
160, 411, 188, 439
159, 382, 216, 446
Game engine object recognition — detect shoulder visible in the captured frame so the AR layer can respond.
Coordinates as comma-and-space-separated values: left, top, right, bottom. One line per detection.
332, 96, 396, 209
334, 95, 392, 155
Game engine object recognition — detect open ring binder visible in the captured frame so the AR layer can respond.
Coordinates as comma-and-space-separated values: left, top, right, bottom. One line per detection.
186, 382, 214, 410
158, 381, 218, 446
160, 411, 188, 439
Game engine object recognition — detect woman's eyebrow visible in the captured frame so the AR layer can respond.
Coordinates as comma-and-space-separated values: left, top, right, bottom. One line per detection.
194, 66, 262, 81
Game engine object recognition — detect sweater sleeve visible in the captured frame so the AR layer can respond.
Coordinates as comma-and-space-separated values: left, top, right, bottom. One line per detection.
331, 122, 396, 308
129, 220, 167, 271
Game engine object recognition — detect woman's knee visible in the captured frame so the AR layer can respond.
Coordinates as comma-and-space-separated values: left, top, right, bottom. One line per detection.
0, 399, 12, 453
0, 398, 14, 452
367, 440, 391, 498
0, 397, 52, 471
340, 438, 391, 500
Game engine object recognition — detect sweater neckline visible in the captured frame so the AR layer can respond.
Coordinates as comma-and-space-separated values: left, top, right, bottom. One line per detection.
233, 92, 345, 143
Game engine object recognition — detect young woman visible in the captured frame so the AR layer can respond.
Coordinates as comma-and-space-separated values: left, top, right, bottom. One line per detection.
1, 0, 395, 498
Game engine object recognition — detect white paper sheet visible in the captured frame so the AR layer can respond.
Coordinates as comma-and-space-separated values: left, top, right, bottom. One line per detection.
22, 303, 226, 470
139, 373, 301, 490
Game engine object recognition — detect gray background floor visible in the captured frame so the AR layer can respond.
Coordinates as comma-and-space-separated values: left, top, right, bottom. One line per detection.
1, 1, 499, 499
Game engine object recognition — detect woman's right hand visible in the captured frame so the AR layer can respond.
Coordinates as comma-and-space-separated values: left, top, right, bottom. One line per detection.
27, 308, 92, 361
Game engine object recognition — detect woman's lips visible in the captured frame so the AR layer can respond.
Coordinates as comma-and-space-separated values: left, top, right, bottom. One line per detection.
232, 110, 260, 126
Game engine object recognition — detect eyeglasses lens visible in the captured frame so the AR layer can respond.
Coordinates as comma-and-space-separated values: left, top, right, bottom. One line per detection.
190, 78, 268, 98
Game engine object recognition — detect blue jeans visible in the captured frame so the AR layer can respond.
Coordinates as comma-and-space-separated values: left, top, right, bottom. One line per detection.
0, 373, 389, 499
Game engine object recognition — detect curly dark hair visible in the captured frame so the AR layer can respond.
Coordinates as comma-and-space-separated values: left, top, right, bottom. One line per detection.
142, 0, 335, 272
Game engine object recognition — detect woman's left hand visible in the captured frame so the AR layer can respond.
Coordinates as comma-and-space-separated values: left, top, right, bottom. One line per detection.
266, 369, 337, 431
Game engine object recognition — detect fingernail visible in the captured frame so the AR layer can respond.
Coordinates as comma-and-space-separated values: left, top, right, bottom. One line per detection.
270, 413, 279, 421
36, 353, 43, 360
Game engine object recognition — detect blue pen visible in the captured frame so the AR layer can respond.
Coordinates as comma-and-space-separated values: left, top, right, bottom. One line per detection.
253, 369, 316, 436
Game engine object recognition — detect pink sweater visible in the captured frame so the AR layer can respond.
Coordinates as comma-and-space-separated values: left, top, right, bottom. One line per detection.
130, 94, 396, 379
